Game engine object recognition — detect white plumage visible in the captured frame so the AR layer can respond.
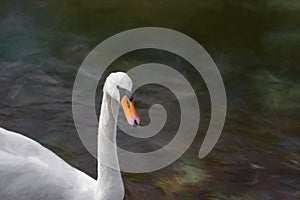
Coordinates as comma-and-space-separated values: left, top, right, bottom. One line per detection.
0, 72, 132, 200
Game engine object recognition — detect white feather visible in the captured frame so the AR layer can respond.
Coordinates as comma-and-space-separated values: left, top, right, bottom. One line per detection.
0, 72, 131, 200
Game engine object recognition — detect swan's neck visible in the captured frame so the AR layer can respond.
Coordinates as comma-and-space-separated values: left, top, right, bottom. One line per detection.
96, 92, 124, 200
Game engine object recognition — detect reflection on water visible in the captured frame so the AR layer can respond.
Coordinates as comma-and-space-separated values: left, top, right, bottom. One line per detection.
0, 0, 299, 199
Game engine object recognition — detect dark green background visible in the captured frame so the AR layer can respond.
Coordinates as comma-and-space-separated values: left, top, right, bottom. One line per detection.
0, 0, 299, 199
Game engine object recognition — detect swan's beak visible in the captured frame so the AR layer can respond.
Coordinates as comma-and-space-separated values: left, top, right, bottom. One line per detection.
121, 96, 141, 126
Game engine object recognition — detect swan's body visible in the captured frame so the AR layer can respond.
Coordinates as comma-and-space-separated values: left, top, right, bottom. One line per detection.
0, 127, 96, 200
0, 72, 137, 200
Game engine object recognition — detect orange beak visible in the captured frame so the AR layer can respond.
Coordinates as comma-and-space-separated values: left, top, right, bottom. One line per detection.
121, 96, 141, 126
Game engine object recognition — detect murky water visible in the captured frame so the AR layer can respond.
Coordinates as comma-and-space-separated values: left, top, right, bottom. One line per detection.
0, 0, 299, 199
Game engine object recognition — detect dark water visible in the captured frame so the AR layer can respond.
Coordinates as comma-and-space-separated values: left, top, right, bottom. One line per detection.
0, 0, 299, 199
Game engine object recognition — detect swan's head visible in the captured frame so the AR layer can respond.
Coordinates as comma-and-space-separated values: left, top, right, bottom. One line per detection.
104, 72, 140, 126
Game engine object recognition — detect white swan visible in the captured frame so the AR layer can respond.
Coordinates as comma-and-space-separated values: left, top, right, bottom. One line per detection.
0, 72, 140, 200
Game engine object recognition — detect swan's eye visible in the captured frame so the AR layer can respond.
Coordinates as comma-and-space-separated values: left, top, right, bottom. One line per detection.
129, 96, 134, 102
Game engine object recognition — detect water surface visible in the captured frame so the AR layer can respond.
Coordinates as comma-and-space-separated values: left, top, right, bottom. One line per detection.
0, 0, 299, 199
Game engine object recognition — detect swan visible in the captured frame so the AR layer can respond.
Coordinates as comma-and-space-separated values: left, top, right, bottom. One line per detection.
0, 72, 140, 200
